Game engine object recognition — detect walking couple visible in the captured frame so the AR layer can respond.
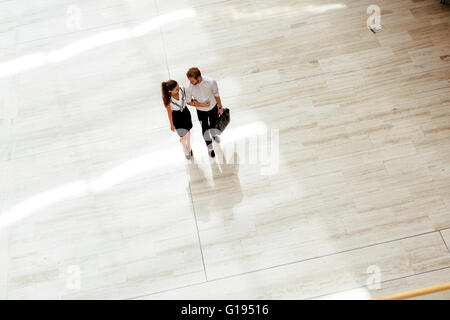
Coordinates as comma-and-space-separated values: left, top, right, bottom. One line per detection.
161, 67, 224, 160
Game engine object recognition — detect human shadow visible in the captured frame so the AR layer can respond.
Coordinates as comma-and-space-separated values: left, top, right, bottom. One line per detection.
186, 143, 243, 223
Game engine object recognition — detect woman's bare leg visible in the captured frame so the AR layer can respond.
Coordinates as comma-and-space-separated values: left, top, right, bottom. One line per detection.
180, 135, 188, 155
185, 131, 192, 154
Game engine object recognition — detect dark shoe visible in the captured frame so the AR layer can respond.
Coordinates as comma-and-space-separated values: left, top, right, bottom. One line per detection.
213, 135, 221, 143
190, 150, 193, 157
208, 149, 215, 158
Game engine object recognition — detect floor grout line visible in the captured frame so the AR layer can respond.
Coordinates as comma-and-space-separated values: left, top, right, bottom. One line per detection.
155, 0, 170, 79
306, 265, 450, 300
127, 280, 208, 300
188, 181, 208, 282
201, 230, 441, 283
7, 0, 228, 47
127, 229, 441, 300
440, 230, 450, 254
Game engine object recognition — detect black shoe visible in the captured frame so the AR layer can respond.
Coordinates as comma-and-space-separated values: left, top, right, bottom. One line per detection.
213, 135, 221, 143
208, 149, 215, 158
185, 149, 193, 160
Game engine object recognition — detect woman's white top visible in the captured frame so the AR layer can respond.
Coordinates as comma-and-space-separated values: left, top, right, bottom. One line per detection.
170, 88, 186, 111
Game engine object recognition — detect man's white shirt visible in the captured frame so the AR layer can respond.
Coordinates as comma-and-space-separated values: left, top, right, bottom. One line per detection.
185, 76, 219, 112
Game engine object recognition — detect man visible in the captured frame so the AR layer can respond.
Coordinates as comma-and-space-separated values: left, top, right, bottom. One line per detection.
185, 67, 224, 158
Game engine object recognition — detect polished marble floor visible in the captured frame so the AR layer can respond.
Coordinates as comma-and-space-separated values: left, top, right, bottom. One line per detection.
0, 0, 449, 299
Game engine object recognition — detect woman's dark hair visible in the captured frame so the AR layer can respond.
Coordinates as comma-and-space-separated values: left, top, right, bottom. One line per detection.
161, 80, 178, 106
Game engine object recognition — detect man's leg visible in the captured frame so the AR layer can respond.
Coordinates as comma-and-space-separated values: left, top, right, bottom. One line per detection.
197, 109, 212, 148
208, 105, 220, 142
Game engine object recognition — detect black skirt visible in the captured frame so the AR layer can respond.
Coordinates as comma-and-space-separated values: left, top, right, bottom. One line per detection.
172, 107, 193, 137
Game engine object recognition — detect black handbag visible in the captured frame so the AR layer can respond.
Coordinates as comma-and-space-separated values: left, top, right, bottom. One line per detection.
216, 107, 230, 134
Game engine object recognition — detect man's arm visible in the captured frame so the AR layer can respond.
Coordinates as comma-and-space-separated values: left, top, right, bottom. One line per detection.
187, 100, 210, 108
215, 96, 224, 114
215, 96, 223, 108
212, 80, 223, 113
185, 84, 210, 108
185, 84, 195, 106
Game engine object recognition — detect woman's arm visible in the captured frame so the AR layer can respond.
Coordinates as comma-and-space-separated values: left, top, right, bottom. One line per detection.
186, 100, 197, 107
165, 105, 175, 131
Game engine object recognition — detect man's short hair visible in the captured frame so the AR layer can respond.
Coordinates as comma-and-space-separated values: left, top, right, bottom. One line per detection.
187, 67, 201, 79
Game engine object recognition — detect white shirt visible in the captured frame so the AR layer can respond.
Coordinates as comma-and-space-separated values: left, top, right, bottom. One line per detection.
169, 88, 187, 111
185, 76, 220, 112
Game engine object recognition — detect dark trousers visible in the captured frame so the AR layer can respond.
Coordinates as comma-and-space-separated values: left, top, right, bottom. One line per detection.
197, 104, 219, 147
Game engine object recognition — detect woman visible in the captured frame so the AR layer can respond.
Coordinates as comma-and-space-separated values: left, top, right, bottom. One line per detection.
161, 80, 194, 159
